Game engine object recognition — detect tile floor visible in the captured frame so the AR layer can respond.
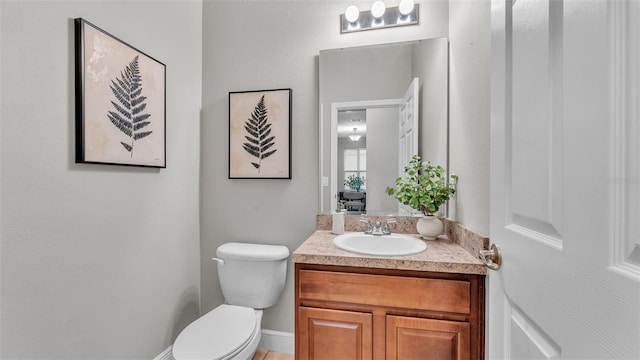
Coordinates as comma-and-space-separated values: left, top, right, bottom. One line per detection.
252, 349, 294, 360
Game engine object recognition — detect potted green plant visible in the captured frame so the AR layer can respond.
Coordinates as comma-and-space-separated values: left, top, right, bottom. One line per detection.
344, 174, 365, 191
386, 155, 456, 239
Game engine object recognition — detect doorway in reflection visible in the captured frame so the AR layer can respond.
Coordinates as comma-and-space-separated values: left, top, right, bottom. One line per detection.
339, 115, 367, 213
337, 107, 400, 214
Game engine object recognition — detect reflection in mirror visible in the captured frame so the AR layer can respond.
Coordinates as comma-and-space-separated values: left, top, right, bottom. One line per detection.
339, 110, 367, 197
337, 107, 401, 215
319, 38, 449, 215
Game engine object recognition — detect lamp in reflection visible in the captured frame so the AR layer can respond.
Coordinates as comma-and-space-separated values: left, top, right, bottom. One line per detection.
340, 1, 418, 34
349, 128, 362, 142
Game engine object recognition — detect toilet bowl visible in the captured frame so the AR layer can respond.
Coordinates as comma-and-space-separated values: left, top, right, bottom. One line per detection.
172, 304, 263, 360
171, 242, 289, 360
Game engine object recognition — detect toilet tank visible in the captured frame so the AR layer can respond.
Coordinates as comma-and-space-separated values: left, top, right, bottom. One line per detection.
215, 242, 289, 309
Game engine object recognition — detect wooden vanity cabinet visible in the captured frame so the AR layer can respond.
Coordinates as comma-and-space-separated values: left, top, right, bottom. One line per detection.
295, 263, 485, 360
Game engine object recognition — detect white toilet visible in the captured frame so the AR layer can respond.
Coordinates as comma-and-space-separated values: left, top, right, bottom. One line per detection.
172, 242, 289, 360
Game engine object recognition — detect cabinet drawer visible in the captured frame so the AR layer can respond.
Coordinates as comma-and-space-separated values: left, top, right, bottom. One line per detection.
298, 270, 470, 314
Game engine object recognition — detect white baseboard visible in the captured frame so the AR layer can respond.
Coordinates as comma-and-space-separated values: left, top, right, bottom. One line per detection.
258, 329, 294, 355
153, 345, 174, 360
153, 329, 294, 359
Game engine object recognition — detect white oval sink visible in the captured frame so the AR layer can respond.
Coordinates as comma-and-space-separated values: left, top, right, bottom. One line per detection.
333, 232, 427, 256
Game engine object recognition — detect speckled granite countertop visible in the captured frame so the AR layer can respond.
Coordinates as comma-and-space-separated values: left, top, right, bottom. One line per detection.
293, 230, 487, 275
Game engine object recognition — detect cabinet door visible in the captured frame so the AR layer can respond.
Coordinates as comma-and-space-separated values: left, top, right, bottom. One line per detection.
298, 307, 373, 360
386, 315, 470, 360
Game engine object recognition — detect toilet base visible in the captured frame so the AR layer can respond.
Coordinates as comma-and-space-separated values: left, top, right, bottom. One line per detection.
172, 308, 263, 360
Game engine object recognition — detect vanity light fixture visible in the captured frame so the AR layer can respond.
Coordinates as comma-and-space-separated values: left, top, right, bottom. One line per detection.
340, 1, 419, 34
349, 128, 362, 142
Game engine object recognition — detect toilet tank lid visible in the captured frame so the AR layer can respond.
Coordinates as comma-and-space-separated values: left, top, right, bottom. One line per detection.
217, 242, 290, 261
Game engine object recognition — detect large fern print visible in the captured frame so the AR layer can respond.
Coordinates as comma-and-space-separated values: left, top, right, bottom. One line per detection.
243, 95, 277, 172
108, 55, 152, 157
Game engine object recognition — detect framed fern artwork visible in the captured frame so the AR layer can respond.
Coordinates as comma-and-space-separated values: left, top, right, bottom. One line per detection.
74, 18, 166, 168
229, 88, 292, 179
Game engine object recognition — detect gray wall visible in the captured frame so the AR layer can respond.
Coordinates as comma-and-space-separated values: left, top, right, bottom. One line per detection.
0, 1, 202, 358
449, 0, 491, 236
201, 0, 450, 333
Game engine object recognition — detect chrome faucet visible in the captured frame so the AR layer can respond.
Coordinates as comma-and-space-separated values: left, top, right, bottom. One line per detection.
360, 217, 397, 235
372, 220, 383, 235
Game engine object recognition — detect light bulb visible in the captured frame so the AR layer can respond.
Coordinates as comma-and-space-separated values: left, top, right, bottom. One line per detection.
349, 127, 361, 142
371, 1, 386, 19
344, 5, 360, 23
398, 0, 415, 15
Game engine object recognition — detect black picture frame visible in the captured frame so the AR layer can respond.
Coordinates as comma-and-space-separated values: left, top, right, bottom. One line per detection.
228, 88, 292, 179
75, 18, 166, 168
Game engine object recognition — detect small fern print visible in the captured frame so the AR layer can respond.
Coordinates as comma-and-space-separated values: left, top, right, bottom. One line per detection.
107, 55, 152, 157
242, 95, 277, 172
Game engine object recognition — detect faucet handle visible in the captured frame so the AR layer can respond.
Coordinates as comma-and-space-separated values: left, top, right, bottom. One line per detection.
359, 218, 373, 234
383, 218, 397, 235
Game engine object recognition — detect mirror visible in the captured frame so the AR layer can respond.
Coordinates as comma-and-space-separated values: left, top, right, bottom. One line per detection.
319, 38, 449, 215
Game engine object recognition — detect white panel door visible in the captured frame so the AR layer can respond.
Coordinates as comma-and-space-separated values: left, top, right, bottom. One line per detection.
398, 77, 419, 215
490, 0, 640, 359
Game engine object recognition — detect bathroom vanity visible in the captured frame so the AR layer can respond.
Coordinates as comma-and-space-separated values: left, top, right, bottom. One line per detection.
293, 228, 487, 360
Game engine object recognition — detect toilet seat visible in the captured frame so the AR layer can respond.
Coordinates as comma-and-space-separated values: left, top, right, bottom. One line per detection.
172, 304, 258, 360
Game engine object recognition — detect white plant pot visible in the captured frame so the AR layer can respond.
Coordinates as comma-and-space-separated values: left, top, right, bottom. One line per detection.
416, 216, 443, 240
